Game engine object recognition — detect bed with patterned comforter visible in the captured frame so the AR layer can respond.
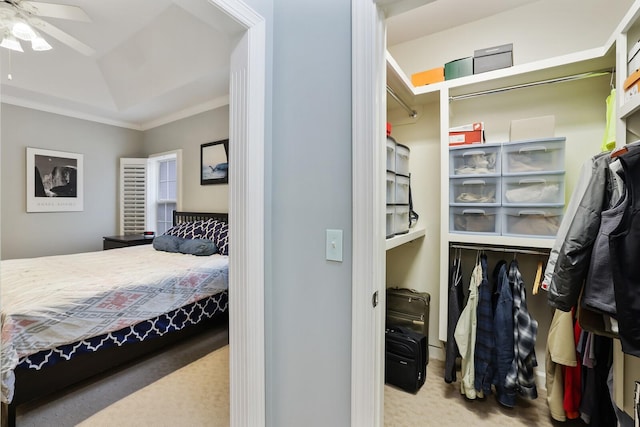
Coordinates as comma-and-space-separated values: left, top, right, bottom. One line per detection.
0, 244, 229, 404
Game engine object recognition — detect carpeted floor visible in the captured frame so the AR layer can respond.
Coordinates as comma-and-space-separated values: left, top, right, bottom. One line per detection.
78, 346, 229, 427
384, 359, 576, 427
16, 331, 573, 426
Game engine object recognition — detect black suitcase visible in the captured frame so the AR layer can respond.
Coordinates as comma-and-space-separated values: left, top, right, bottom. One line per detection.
385, 325, 427, 393
386, 287, 430, 362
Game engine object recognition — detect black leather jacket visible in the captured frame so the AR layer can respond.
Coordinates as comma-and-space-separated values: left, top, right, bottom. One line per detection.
548, 154, 617, 311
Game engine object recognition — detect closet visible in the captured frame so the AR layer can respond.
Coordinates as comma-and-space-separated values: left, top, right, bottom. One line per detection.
384, 0, 640, 419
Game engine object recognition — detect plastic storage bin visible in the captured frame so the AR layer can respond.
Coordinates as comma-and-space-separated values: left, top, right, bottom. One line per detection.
395, 144, 410, 176
501, 137, 565, 175
386, 205, 395, 238
502, 207, 563, 238
395, 174, 410, 205
502, 172, 565, 206
387, 136, 396, 172
450, 176, 500, 206
386, 171, 396, 204
449, 143, 501, 177
450, 206, 500, 235
394, 204, 409, 235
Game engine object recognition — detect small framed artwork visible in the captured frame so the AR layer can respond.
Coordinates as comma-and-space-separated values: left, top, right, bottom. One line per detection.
201, 139, 229, 185
26, 147, 84, 212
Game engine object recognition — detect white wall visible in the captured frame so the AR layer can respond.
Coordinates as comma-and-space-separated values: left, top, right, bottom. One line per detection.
141, 106, 230, 214
388, 0, 633, 77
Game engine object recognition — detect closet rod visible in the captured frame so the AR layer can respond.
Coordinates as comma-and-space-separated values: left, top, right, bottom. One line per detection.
386, 85, 417, 118
449, 70, 611, 102
450, 243, 550, 257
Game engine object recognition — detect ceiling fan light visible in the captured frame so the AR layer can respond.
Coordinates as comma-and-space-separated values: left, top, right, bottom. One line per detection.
31, 36, 51, 51
12, 21, 36, 41
0, 35, 23, 52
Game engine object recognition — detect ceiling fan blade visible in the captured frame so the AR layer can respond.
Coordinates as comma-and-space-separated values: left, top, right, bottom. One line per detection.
30, 17, 94, 56
21, 1, 91, 22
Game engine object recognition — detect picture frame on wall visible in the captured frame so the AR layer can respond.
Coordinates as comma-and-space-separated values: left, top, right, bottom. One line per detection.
201, 139, 229, 185
26, 147, 84, 212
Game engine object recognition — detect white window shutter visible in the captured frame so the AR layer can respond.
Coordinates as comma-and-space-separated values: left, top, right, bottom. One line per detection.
119, 158, 147, 235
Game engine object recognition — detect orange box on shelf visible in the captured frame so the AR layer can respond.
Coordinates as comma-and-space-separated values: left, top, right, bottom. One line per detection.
624, 69, 640, 101
449, 122, 485, 146
411, 67, 445, 87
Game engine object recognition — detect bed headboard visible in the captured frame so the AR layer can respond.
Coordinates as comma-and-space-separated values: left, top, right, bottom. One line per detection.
173, 211, 228, 226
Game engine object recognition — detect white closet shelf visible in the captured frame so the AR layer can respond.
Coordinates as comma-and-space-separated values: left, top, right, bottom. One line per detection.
386, 226, 426, 251
448, 233, 554, 250
387, 46, 614, 107
620, 95, 640, 120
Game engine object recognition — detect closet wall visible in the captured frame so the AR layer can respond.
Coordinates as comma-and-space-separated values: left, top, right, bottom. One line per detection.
385, 0, 631, 373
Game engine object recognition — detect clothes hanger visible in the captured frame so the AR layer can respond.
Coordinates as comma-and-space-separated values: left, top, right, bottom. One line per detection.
610, 68, 615, 90
532, 260, 543, 295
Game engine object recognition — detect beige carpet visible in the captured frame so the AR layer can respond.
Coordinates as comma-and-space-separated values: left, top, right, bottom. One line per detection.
77, 346, 230, 427
78, 346, 229, 427
384, 359, 569, 427
74, 348, 564, 427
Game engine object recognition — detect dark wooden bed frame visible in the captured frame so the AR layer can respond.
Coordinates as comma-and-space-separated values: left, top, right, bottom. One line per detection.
1, 211, 228, 427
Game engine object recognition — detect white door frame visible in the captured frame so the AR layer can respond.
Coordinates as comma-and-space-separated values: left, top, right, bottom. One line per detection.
351, 1, 387, 426
208, 1, 265, 426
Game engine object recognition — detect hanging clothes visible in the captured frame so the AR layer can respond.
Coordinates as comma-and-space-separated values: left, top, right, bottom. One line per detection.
581, 160, 626, 318
541, 151, 609, 291
609, 143, 640, 357
602, 88, 616, 152
504, 260, 538, 401
491, 261, 514, 407
473, 254, 494, 395
547, 152, 618, 311
562, 312, 581, 420
545, 309, 577, 422
445, 251, 464, 383
578, 332, 617, 425
454, 259, 482, 400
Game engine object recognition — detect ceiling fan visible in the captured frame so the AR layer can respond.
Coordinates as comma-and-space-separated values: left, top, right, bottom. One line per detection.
0, 0, 94, 55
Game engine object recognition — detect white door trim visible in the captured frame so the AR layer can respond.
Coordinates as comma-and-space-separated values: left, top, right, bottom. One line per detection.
351, 1, 387, 426
208, 1, 266, 426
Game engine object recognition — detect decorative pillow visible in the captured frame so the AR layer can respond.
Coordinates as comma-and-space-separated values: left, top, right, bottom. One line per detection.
216, 222, 229, 256
200, 219, 221, 240
179, 239, 217, 256
164, 220, 205, 239
200, 219, 228, 255
152, 234, 182, 253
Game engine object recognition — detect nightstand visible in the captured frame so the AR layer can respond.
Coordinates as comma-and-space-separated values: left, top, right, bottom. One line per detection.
103, 235, 154, 250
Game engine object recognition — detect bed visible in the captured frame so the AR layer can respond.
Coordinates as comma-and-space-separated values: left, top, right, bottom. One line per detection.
0, 211, 229, 427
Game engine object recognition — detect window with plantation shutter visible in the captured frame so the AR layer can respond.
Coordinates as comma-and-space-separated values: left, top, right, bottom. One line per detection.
120, 158, 147, 235
119, 150, 182, 236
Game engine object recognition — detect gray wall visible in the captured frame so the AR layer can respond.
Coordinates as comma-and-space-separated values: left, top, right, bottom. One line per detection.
1, 104, 231, 260
141, 106, 230, 214
266, 0, 353, 425
0, 104, 143, 259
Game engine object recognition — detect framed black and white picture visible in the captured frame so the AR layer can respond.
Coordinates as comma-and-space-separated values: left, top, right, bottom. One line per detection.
201, 139, 229, 185
26, 147, 84, 212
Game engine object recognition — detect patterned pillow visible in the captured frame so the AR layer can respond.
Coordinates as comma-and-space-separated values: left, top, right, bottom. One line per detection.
216, 222, 228, 256
165, 218, 227, 255
165, 220, 205, 239
200, 219, 220, 241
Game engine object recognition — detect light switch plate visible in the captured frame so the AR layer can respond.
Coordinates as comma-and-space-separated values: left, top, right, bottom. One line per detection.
326, 229, 343, 262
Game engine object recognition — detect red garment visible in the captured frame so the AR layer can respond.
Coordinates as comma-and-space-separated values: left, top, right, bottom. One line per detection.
563, 312, 582, 419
